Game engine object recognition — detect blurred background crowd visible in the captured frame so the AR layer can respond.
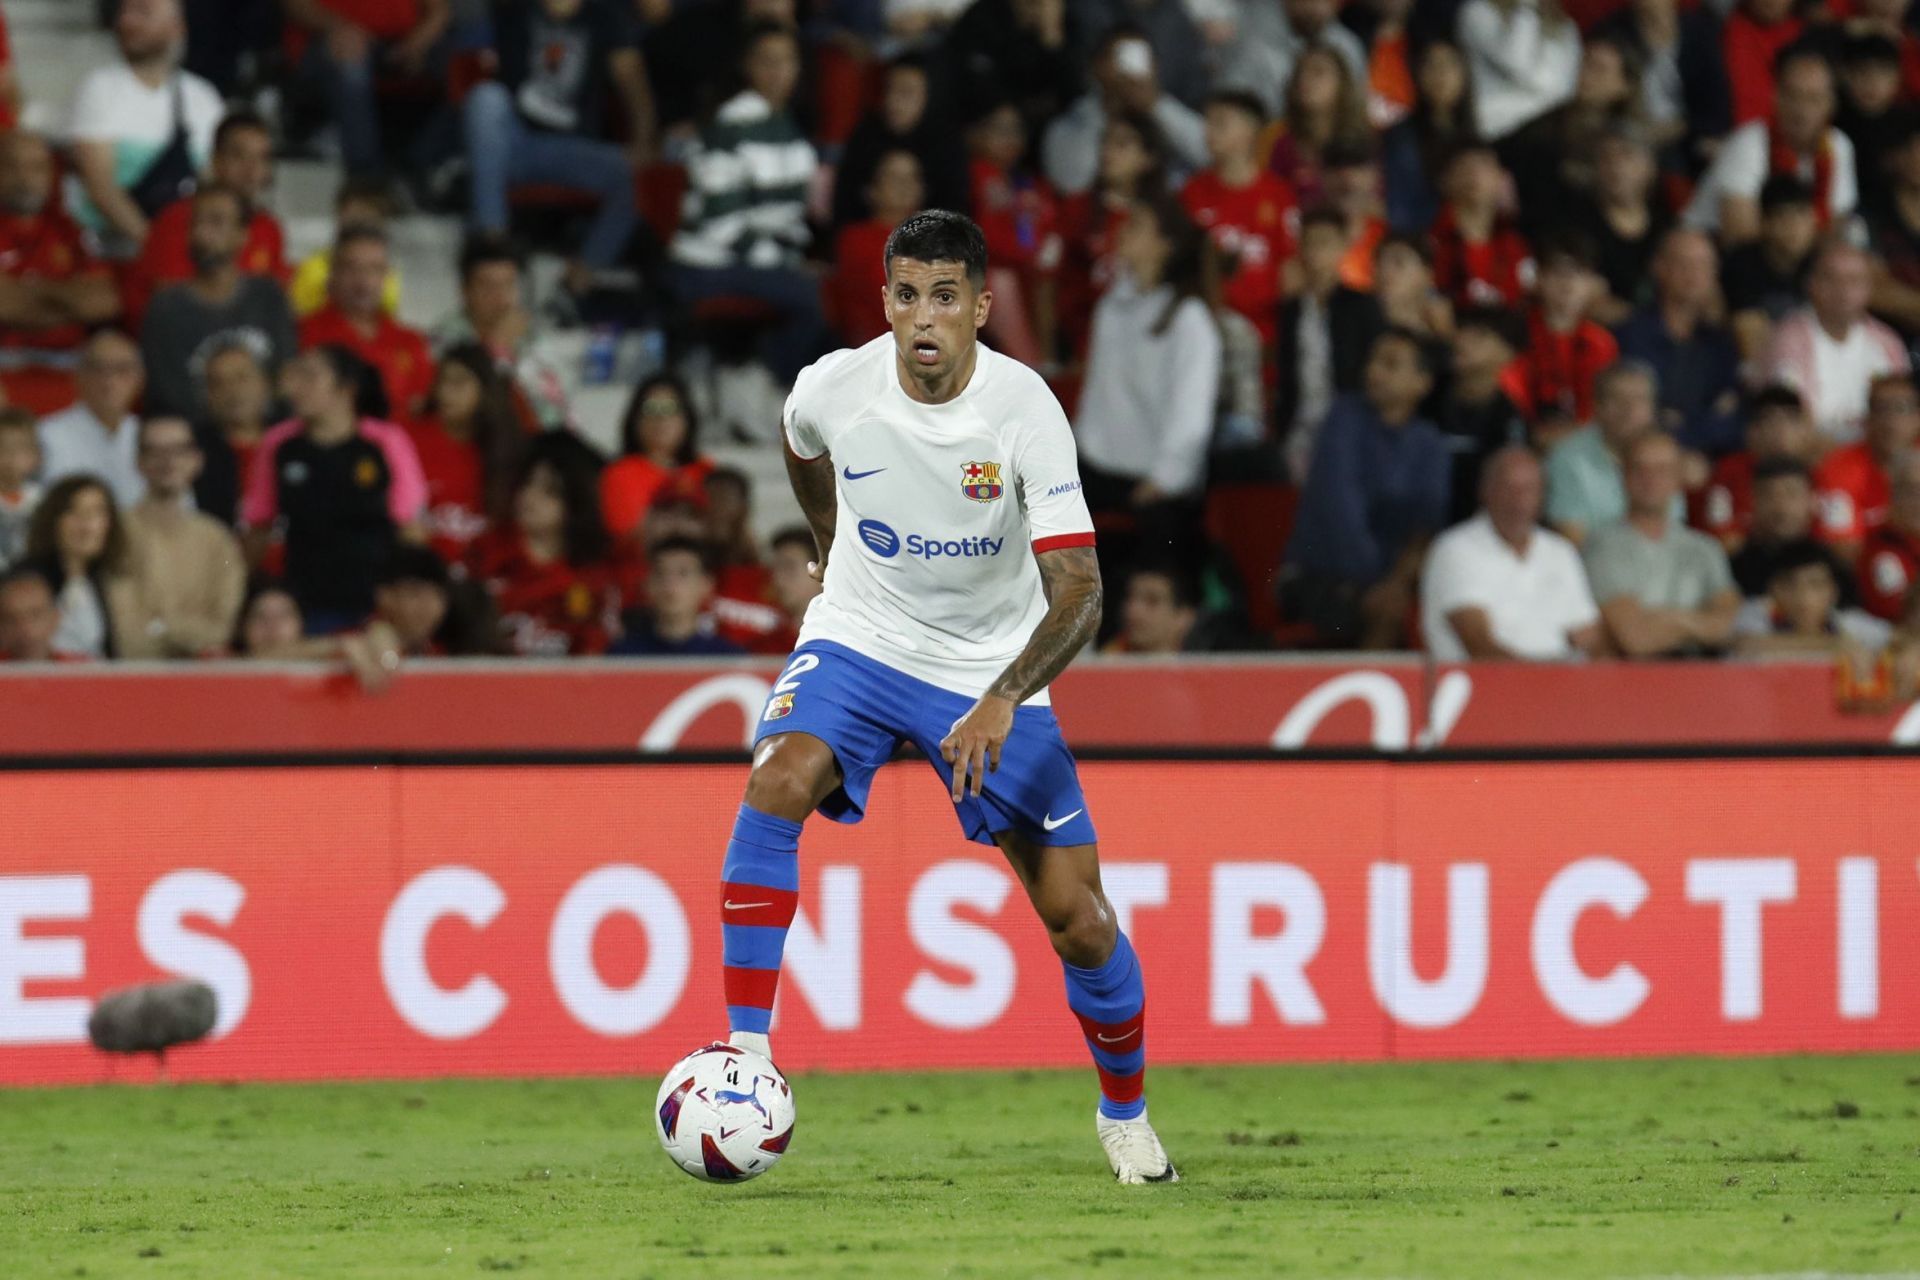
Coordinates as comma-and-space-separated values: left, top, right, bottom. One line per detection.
3, 0, 1920, 675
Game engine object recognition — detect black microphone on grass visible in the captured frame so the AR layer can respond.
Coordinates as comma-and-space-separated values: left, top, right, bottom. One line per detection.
88, 980, 217, 1072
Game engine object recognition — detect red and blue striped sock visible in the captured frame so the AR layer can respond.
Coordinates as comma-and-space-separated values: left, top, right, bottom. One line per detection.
1063, 930, 1148, 1120
720, 803, 803, 1037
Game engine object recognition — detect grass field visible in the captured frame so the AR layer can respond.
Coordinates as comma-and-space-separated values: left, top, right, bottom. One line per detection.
4, 1055, 1918, 1279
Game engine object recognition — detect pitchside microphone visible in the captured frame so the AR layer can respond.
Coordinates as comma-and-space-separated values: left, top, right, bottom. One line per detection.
88, 980, 218, 1059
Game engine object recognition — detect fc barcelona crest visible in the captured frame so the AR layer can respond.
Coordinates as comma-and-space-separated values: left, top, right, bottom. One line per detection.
961, 460, 1004, 503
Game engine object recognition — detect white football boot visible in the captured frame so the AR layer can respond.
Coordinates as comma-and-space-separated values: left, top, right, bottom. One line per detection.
1097, 1108, 1180, 1184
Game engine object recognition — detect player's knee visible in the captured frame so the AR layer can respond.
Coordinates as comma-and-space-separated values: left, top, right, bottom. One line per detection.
744, 737, 836, 821
1044, 893, 1116, 967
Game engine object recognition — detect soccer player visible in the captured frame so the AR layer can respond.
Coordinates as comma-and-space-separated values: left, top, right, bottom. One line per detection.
715, 210, 1177, 1184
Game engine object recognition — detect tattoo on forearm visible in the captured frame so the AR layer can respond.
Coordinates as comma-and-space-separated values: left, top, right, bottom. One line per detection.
786, 446, 837, 562
988, 546, 1102, 704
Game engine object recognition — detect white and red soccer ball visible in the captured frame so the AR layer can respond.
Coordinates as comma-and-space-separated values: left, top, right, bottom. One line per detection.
654, 1044, 795, 1182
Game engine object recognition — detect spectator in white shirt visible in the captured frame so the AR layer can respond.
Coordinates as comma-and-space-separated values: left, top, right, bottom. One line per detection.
1456, 0, 1582, 140
1684, 45, 1856, 244
65, 0, 225, 256
1042, 26, 1207, 194
36, 329, 147, 508
1422, 445, 1602, 661
1766, 238, 1910, 448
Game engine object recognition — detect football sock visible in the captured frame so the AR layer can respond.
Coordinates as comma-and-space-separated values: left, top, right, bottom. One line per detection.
720, 803, 803, 1041
1062, 929, 1148, 1121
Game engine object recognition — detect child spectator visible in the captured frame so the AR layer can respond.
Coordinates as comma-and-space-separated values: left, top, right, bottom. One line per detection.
1102, 562, 1202, 654
22, 476, 143, 659
1277, 207, 1383, 481
371, 546, 457, 658
1813, 372, 1920, 557
408, 344, 525, 564
1372, 232, 1449, 357
1730, 457, 1824, 597
610, 536, 746, 656
470, 433, 622, 656
704, 467, 791, 654
600, 373, 715, 543
0, 565, 59, 662
1323, 140, 1390, 291
140, 183, 298, 421
192, 342, 275, 527
1518, 235, 1618, 425
123, 416, 245, 658
243, 346, 427, 632
1836, 32, 1907, 216
130, 110, 286, 324
1692, 384, 1817, 546
1051, 109, 1169, 361
0, 408, 40, 570
1382, 36, 1475, 235
830, 150, 925, 347
1181, 89, 1294, 348
765, 524, 821, 637
290, 179, 402, 317
1859, 450, 1920, 620
1435, 305, 1530, 524
1732, 538, 1889, 654
1429, 143, 1535, 308
430, 236, 570, 430
299, 226, 436, 421
0, 132, 123, 414
1724, 175, 1819, 363
967, 103, 1059, 362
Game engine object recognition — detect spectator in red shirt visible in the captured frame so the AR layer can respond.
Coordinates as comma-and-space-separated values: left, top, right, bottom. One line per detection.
966, 102, 1058, 363
0, 7, 20, 132
0, 131, 123, 413
470, 432, 622, 656
1693, 382, 1817, 546
1724, 0, 1804, 127
285, 0, 451, 180
829, 149, 924, 348
1430, 142, 1535, 308
1518, 234, 1619, 424
299, 226, 435, 421
1182, 89, 1293, 348
1815, 371, 1920, 556
408, 343, 525, 564
1858, 448, 1920, 619
703, 466, 790, 653
1050, 108, 1168, 361
599, 373, 716, 544
130, 110, 286, 325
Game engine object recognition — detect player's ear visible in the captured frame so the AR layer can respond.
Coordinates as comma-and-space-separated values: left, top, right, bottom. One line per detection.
973, 281, 992, 331
880, 279, 894, 325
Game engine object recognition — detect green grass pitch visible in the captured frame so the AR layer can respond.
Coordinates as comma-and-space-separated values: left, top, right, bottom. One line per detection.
4, 1055, 1918, 1279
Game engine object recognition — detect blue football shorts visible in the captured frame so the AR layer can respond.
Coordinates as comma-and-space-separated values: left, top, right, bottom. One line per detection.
751, 639, 1099, 847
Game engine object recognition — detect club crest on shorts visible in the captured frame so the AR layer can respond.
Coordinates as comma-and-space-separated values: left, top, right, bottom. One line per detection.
961, 460, 1004, 503
763, 692, 795, 722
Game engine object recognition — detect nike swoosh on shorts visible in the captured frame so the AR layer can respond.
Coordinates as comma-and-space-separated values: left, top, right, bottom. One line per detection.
1042, 809, 1083, 831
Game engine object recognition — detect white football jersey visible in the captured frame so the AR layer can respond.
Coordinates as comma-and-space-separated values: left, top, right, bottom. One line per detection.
783, 335, 1096, 703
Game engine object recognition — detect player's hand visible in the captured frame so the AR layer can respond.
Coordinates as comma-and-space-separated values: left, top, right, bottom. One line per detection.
940, 695, 1016, 802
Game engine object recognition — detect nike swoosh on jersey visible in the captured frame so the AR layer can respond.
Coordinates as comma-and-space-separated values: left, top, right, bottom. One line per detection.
842, 465, 886, 480
1095, 1030, 1138, 1045
1042, 809, 1083, 831
723, 900, 773, 910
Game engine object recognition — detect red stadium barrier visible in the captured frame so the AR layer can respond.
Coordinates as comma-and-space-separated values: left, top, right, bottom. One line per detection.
3, 758, 1914, 1086
0, 657, 1915, 756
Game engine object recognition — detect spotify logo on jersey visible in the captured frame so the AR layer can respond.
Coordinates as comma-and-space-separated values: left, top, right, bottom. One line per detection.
858, 519, 902, 557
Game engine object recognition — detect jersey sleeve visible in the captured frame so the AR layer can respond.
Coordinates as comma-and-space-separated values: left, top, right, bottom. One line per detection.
782, 360, 829, 460
1012, 387, 1095, 553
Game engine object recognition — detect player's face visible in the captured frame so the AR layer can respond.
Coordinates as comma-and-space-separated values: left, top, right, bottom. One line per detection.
883, 257, 991, 380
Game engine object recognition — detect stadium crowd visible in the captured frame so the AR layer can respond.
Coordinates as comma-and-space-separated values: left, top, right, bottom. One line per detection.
4, 0, 1920, 670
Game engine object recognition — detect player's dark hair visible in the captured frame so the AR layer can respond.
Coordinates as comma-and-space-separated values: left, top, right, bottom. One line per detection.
213, 108, 270, 152
1753, 455, 1812, 487
1766, 537, 1841, 586
650, 534, 718, 576
619, 372, 702, 466
458, 232, 522, 286
513, 431, 609, 567
884, 209, 989, 289
1203, 88, 1268, 126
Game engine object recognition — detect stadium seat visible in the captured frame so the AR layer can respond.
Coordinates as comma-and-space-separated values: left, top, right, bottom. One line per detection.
814, 41, 881, 149
1203, 482, 1298, 640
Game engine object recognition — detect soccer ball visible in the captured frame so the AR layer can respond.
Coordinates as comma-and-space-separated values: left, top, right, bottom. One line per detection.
654, 1043, 795, 1182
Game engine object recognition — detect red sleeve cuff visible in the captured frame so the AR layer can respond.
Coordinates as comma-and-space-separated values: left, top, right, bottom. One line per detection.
1032, 532, 1097, 553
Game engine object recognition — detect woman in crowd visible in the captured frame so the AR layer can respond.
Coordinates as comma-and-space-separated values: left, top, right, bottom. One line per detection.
1456, 0, 1582, 141
471, 433, 623, 657
1268, 42, 1373, 209
1050, 109, 1170, 363
23, 475, 145, 660
599, 374, 715, 544
1072, 194, 1222, 631
407, 343, 525, 564
1383, 37, 1478, 235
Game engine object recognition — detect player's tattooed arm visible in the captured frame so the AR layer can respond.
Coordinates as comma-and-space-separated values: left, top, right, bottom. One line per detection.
990, 545, 1104, 704
784, 437, 837, 579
